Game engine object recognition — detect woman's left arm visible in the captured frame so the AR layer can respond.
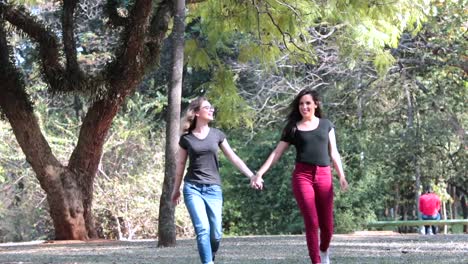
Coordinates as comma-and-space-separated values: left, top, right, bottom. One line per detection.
220, 139, 255, 179
329, 128, 349, 191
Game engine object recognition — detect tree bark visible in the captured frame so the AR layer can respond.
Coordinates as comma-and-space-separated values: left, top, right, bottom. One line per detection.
0, 23, 88, 240
461, 194, 468, 233
0, 0, 172, 240
68, 99, 124, 238
67, 0, 157, 238
451, 185, 457, 220
442, 201, 448, 234
394, 184, 400, 221
158, 0, 185, 247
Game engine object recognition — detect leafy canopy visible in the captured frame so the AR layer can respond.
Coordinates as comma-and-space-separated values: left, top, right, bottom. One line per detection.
185, 0, 431, 126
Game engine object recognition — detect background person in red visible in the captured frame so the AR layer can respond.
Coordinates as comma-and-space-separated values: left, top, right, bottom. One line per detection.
419, 187, 441, 235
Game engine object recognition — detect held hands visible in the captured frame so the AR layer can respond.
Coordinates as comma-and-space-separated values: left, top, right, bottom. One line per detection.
250, 173, 264, 190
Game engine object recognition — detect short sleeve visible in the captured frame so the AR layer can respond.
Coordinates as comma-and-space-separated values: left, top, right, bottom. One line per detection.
280, 124, 295, 144
327, 119, 335, 132
215, 128, 226, 145
179, 135, 188, 149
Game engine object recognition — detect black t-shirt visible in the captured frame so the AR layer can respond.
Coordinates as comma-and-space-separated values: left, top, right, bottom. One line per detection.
179, 128, 226, 185
281, 118, 334, 166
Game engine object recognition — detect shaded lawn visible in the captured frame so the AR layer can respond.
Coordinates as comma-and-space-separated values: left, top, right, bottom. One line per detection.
0, 232, 467, 264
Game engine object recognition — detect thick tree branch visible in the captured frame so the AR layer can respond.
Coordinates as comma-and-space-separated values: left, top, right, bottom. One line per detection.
146, 0, 172, 68
0, 2, 66, 90
69, 0, 157, 187
62, 0, 83, 79
108, 0, 154, 93
68, 2, 169, 235
0, 21, 61, 191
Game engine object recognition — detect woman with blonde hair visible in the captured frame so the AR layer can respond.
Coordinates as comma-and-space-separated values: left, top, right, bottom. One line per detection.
171, 96, 257, 264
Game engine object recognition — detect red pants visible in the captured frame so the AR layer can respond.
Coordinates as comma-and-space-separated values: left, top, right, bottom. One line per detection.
292, 162, 334, 264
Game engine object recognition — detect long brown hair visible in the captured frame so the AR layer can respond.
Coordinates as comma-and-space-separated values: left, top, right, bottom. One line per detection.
181, 96, 207, 134
281, 89, 322, 140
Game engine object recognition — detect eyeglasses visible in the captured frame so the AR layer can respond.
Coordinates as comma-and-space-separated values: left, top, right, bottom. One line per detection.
201, 106, 215, 111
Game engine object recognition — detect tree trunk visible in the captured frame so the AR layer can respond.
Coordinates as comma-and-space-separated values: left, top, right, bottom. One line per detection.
394, 184, 400, 221
442, 201, 448, 234
68, 98, 124, 238
451, 185, 458, 220
400, 205, 408, 233
46, 168, 88, 240
0, 68, 121, 239
1, 0, 172, 240
415, 163, 421, 216
0, 24, 87, 240
0, 89, 89, 240
461, 194, 468, 233
404, 84, 422, 227
158, 0, 185, 247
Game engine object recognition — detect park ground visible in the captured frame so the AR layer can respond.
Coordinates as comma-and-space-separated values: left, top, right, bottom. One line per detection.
0, 232, 467, 264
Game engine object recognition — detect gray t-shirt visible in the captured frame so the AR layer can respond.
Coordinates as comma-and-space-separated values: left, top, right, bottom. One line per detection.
281, 118, 334, 166
179, 128, 226, 185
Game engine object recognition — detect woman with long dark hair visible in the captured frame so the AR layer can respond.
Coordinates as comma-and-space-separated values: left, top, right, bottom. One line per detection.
252, 89, 348, 264
171, 96, 256, 264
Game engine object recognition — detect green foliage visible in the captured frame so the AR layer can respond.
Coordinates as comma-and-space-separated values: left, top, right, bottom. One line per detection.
185, 39, 211, 71
220, 0, 466, 233
0, 166, 5, 184
431, 181, 452, 203
221, 127, 303, 235
373, 51, 396, 75
10, 0, 44, 5
93, 100, 191, 239
0, 121, 53, 242
188, 0, 430, 71
390, 0, 467, 194
204, 67, 254, 129
221, 124, 381, 235
0, 89, 194, 242
181, 0, 432, 129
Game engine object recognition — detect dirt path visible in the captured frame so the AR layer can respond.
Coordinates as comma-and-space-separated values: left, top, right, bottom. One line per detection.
0, 232, 466, 263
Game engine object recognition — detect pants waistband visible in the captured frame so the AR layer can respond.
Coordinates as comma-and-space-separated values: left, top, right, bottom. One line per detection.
185, 181, 218, 187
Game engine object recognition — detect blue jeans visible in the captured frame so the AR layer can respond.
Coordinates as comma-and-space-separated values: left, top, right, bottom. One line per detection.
422, 213, 440, 234
183, 182, 223, 264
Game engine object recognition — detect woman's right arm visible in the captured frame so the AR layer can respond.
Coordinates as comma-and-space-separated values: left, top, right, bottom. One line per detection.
171, 147, 188, 205
254, 141, 290, 185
